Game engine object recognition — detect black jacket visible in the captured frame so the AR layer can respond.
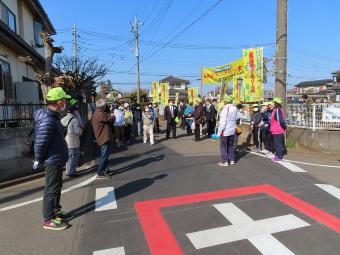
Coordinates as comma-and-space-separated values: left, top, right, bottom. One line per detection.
251, 111, 262, 127
34, 108, 68, 166
164, 105, 178, 123
205, 104, 216, 121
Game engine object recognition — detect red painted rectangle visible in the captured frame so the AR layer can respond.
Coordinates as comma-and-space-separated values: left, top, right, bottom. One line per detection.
135, 184, 340, 255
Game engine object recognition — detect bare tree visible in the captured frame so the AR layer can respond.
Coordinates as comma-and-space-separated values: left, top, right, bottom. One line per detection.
54, 55, 108, 100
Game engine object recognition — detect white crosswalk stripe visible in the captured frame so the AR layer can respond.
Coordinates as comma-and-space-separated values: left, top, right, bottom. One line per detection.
95, 187, 117, 211
93, 247, 125, 255
316, 184, 340, 199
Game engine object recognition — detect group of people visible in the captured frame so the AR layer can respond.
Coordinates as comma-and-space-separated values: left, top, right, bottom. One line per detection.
32, 86, 287, 231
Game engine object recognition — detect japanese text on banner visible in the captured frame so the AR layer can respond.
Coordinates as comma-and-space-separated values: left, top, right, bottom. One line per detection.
242, 48, 263, 102
159, 82, 169, 105
188, 87, 198, 104
152, 81, 159, 104
202, 58, 244, 84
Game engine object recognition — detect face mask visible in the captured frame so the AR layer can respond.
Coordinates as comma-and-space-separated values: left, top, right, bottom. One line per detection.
119, 106, 123, 110
145, 108, 149, 112
253, 108, 259, 112
169, 103, 173, 106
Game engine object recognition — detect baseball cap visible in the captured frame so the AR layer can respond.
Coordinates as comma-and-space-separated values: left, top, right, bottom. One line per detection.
69, 98, 79, 106
273, 97, 282, 104
261, 102, 269, 106
46, 87, 71, 101
224, 95, 233, 103
252, 104, 259, 108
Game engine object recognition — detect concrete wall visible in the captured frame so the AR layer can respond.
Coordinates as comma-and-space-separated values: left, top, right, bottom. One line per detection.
237, 124, 340, 152
0, 127, 31, 160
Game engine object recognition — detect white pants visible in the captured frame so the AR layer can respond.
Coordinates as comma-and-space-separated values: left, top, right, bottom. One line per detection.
143, 125, 154, 145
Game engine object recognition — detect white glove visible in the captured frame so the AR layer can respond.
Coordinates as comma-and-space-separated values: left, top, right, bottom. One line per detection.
33, 161, 40, 171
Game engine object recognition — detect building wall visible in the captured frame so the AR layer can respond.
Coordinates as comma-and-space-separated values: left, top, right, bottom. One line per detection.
0, 43, 40, 102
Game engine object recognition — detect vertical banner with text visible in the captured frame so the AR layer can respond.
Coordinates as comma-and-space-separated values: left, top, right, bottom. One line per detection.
175, 92, 179, 105
152, 81, 159, 104
188, 87, 198, 104
159, 82, 169, 105
242, 48, 263, 102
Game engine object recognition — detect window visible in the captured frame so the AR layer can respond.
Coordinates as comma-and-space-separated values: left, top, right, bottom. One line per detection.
0, 60, 13, 99
0, 1, 16, 32
34, 20, 43, 47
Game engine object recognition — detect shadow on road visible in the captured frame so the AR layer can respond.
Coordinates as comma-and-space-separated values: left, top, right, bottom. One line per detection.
68, 174, 168, 220
113, 155, 165, 175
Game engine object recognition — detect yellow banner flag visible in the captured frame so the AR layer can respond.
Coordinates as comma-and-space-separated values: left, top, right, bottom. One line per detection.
152, 81, 159, 104
232, 74, 245, 102
242, 48, 263, 102
159, 82, 169, 105
187, 87, 198, 104
202, 58, 244, 84
175, 92, 179, 105
219, 79, 228, 102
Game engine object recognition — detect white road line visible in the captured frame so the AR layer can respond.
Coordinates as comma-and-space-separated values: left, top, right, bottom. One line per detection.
315, 184, 340, 200
95, 187, 117, 211
249, 234, 295, 255
0, 175, 97, 212
93, 247, 125, 255
277, 161, 307, 172
187, 202, 309, 251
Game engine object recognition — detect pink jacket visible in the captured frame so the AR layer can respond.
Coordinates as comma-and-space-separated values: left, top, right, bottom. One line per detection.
270, 107, 286, 134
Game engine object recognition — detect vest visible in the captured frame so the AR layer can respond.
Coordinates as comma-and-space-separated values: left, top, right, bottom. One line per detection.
270, 107, 285, 135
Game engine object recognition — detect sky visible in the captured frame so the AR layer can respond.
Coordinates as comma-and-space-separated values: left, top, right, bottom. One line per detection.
39, 0, 340, 94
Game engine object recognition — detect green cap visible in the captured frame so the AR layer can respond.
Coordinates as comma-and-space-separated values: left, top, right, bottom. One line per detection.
273, 97, 282, 104
69, 98, 79, 106
46, 87, 71, 101
252, 104, 259, 108
261, 102, 269, 106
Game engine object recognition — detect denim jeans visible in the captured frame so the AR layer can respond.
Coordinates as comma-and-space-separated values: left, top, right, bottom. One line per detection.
42, 165, 63, 220
66, 148, 80, 176
98, 143, 110, 176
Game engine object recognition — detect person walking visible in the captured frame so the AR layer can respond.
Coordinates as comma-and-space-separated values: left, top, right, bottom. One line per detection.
178, 100, 186, 130
124, 103, 133, 144
92, 99, 115, 179
250, 104, 262, 151
133, 104, 143, 136
259, 102, 271, 153
270, 97, 287, 162
205, 99, 217, 138
142, 105, 155, 145
193, 99, 204, 142
164, 99, 178, 139
113, 103, 125, 147
34, 87, 71, 230
217, 96, 237, 167
61, 99, 83, 177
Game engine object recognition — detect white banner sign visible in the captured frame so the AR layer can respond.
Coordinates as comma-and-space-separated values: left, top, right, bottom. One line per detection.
322, 107, 340, 122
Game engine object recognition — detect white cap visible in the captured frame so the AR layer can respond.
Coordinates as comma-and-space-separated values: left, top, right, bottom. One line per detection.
124, 103, 129, 108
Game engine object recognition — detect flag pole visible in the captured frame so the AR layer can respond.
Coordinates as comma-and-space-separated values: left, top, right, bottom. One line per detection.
200, 66, 203, 98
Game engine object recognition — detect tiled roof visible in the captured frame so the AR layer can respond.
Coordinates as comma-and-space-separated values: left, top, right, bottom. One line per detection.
294, 79, 333, 87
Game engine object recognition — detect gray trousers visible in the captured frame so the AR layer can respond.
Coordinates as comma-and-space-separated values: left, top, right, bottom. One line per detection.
220, 135, 235, 163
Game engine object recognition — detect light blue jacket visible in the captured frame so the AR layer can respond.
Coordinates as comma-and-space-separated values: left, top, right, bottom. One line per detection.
113, 109, 125, 127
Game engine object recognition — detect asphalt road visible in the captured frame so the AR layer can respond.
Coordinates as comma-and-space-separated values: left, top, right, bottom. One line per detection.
0, 129, 339, 255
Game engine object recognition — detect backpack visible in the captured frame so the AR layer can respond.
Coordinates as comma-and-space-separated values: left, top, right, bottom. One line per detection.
63, 117, 75, 137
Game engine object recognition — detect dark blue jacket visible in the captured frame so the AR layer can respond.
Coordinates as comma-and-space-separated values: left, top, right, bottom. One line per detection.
34, 108, 68, 166
261, 110, 271, 131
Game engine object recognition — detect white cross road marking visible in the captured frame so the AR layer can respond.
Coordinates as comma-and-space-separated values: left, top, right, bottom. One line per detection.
95, 187, 117, 212
186, 203, 310, 254
316, 184, 340, 200
277, 161, 306, 172
93, 247, 125, 255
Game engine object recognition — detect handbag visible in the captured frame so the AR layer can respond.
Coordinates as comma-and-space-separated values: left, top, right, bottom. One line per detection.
235, 126, 242, 136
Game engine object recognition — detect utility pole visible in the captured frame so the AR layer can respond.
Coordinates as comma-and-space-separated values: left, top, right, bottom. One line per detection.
131, 16, 143, 104
73, 24, 78, 66
274, 0, 288, 109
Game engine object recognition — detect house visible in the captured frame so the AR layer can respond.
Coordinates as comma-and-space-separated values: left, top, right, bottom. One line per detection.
106, 89, 123, 101
292, 79, 334, 102
159, 75, 190, 100
0, 0, 56, 103
331, 70, 340, 101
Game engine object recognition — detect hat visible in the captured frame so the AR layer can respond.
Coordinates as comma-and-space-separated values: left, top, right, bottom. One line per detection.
233, 100, 241, 106
46, 87, 71, 101
267, 101, 274, 105
124, 103, 129, 108
69, 98, 79, 106
261, 102, 269, 106
273, 97, 282, 104
252, 104, 259, 108
96, 99, 107, 108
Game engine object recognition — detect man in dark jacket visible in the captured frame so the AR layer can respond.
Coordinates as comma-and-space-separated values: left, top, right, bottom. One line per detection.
204, 99, 217, 137
164, 99, 178, 139
92, 99, 115, 179
34, 87, 71, 231
193, 100, 204, 141
250, 104, 262, 150
178, 100, 186, 130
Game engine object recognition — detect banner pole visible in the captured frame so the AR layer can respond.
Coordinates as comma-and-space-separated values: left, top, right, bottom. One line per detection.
200, 66, 203, 98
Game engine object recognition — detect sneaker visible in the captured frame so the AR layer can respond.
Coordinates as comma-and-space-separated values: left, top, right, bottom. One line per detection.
96, 174, 112, 180
55, 210, 73, 222
143, 141, 147, 144
104, 169, 114, 176
43, 218, 70, 231
230, 161, 235, 166
271, 156, 283, 162
218, 162, 229, 167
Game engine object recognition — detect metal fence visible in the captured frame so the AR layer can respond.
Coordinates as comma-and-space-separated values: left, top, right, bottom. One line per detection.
0, 103, 89, 128
286, 103, 340, 130
0, 104, 45, 128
